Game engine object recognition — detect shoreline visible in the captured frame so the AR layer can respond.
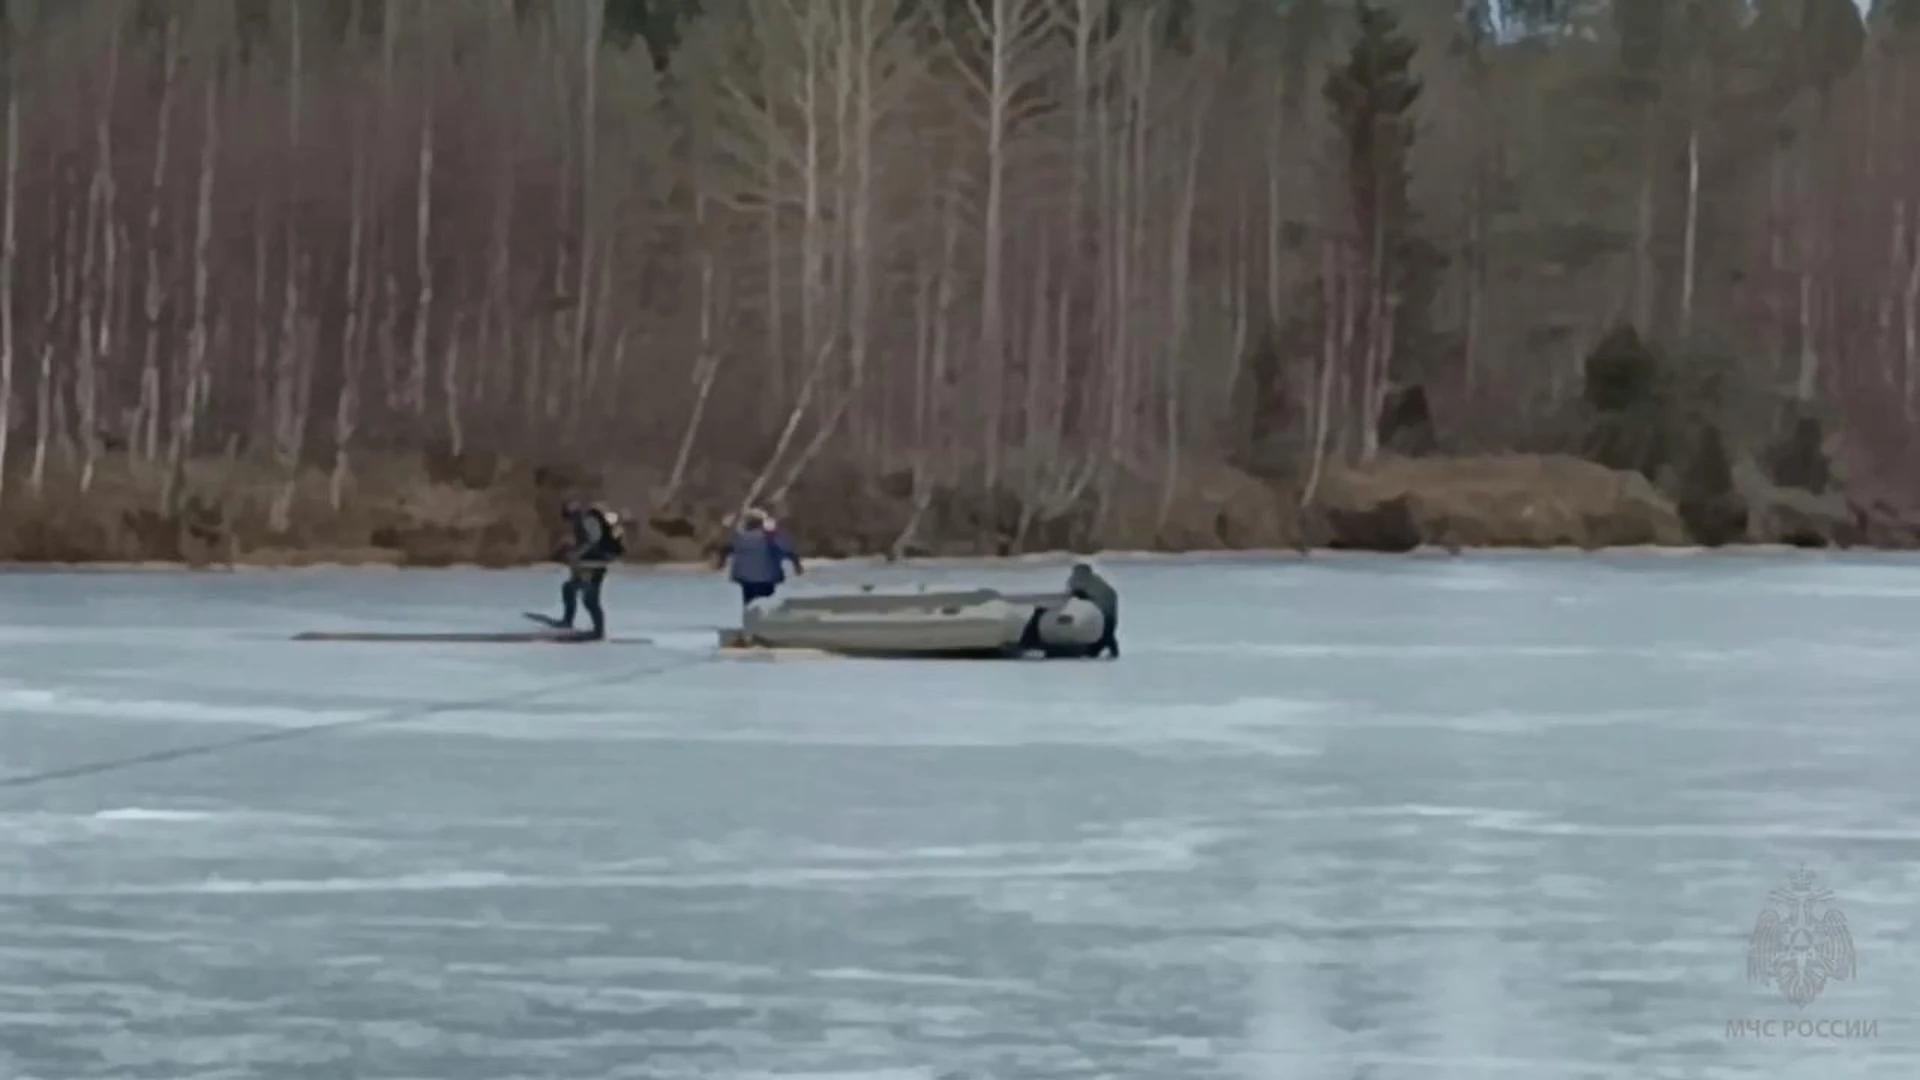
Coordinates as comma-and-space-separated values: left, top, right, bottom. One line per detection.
0, 543, 1904, 575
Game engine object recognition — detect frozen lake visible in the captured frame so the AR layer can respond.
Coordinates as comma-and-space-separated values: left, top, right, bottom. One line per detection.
1, 553, 1917, 1080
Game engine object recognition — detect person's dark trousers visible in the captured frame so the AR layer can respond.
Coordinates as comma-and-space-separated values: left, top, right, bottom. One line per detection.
1093, 610, 1118, 658
739, 580, 778, 606
1067, 588, 1119, 659
1017, 608, 1044, 653
560, 566, 609, 638
1019, 607, 1112, 660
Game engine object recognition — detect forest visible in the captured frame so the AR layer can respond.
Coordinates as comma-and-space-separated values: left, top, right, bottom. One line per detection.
0, 0, 1916, 564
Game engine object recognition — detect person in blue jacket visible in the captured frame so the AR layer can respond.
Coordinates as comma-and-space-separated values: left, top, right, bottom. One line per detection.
718, 507, 803, 606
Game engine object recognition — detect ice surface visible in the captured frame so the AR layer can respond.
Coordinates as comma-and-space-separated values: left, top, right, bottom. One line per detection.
2, 553, 1919, 1079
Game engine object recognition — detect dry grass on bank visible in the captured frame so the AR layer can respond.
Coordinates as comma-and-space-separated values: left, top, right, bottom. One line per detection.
2, 447, 1856, 568
1313, 453, 1690, 549
0, 454, 554, 567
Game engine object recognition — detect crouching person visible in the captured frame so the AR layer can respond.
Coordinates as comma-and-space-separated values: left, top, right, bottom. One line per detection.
1066, 562, 1119, 659
1017, 562, 1121, 659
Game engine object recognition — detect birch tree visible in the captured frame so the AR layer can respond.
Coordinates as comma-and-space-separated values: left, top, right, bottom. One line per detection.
73, 4, 122, 493
268, 5, 309, 533
943, 0, 1055, 493
135, 8, 178, 464
162, 59, 218, 514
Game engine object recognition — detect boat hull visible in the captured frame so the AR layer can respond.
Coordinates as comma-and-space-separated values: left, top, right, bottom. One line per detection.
720, 585, 1105, 659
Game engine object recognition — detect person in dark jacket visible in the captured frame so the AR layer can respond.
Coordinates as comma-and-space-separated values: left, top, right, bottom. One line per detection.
1014, 562, 1121, 659
551, 500, 625, 639
718, 507, 803, 606
1066, 562, 1119, 658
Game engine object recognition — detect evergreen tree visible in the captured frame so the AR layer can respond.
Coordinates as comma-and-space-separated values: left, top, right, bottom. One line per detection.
603, 0, 702, 68
1322, 1, 1444, 383
1750, 0, 1866, 107
1874, 0, 1920, 33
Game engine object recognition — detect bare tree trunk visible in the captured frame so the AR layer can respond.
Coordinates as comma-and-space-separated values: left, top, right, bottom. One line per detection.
1093, 22, 1149, 535
912, 203, 936, 462
932, 183, 959, 473
1303, 241, 1356, 508
1630, 133, 1657, 332
568, 0, 600, 427
480, 82, 514, 425
1092, 66, 1122, 531
136, 12, 177, 465
829, 1, 853, 445
761, 35, 786, 424
740, 338, 834, 520
1462, 167, 1485, 398
52, 185, 82, 470
330, 106, 369, 512
1125, 27, 1152, 476
769, 387, 855, 504
108, 219, 134, 450
163, 69, 218, 518
92, 25, 123, 485
74, 24, 122, 495
1903, 209, 1920, 422
665, 192, 721, 503
441, 323, 464, 456
29, 176, 57, 496
1220, 192, 1252, 413
1768, 143, 1789, 377
891, 174, 950, 558
845, 0, 879, 464
1358, 145, 1389, 464
30, 339, 47, 495
412, 89, 437, 428
1013, 231, 1054, 550
1678, 124, 1699, 338
1791, 115, 1820, 403
1057, 0, 1101, 448
797, 0, 827, 435
379, 0, 410, 421
891, 177, 963, 557
583, 240, 616, 409
269, 11, 307, 533
1155, 69, 1212, 532
1795, 272, 1818, 402
1879, 200, 1904, 385
378, 268, 400, 434
0, 44, 14, 509
768, 0, 846, 486
1264, 82, 1286, 327
248, 202, 270, 444
976, 0, 1016, 493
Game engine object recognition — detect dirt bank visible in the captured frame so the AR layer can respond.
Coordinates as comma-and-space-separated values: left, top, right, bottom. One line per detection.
0, 449, 1912, 569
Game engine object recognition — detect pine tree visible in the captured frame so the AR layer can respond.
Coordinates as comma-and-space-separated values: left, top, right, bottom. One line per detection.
1874, 0, 1920, 33
1321, 1, 1445, 386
